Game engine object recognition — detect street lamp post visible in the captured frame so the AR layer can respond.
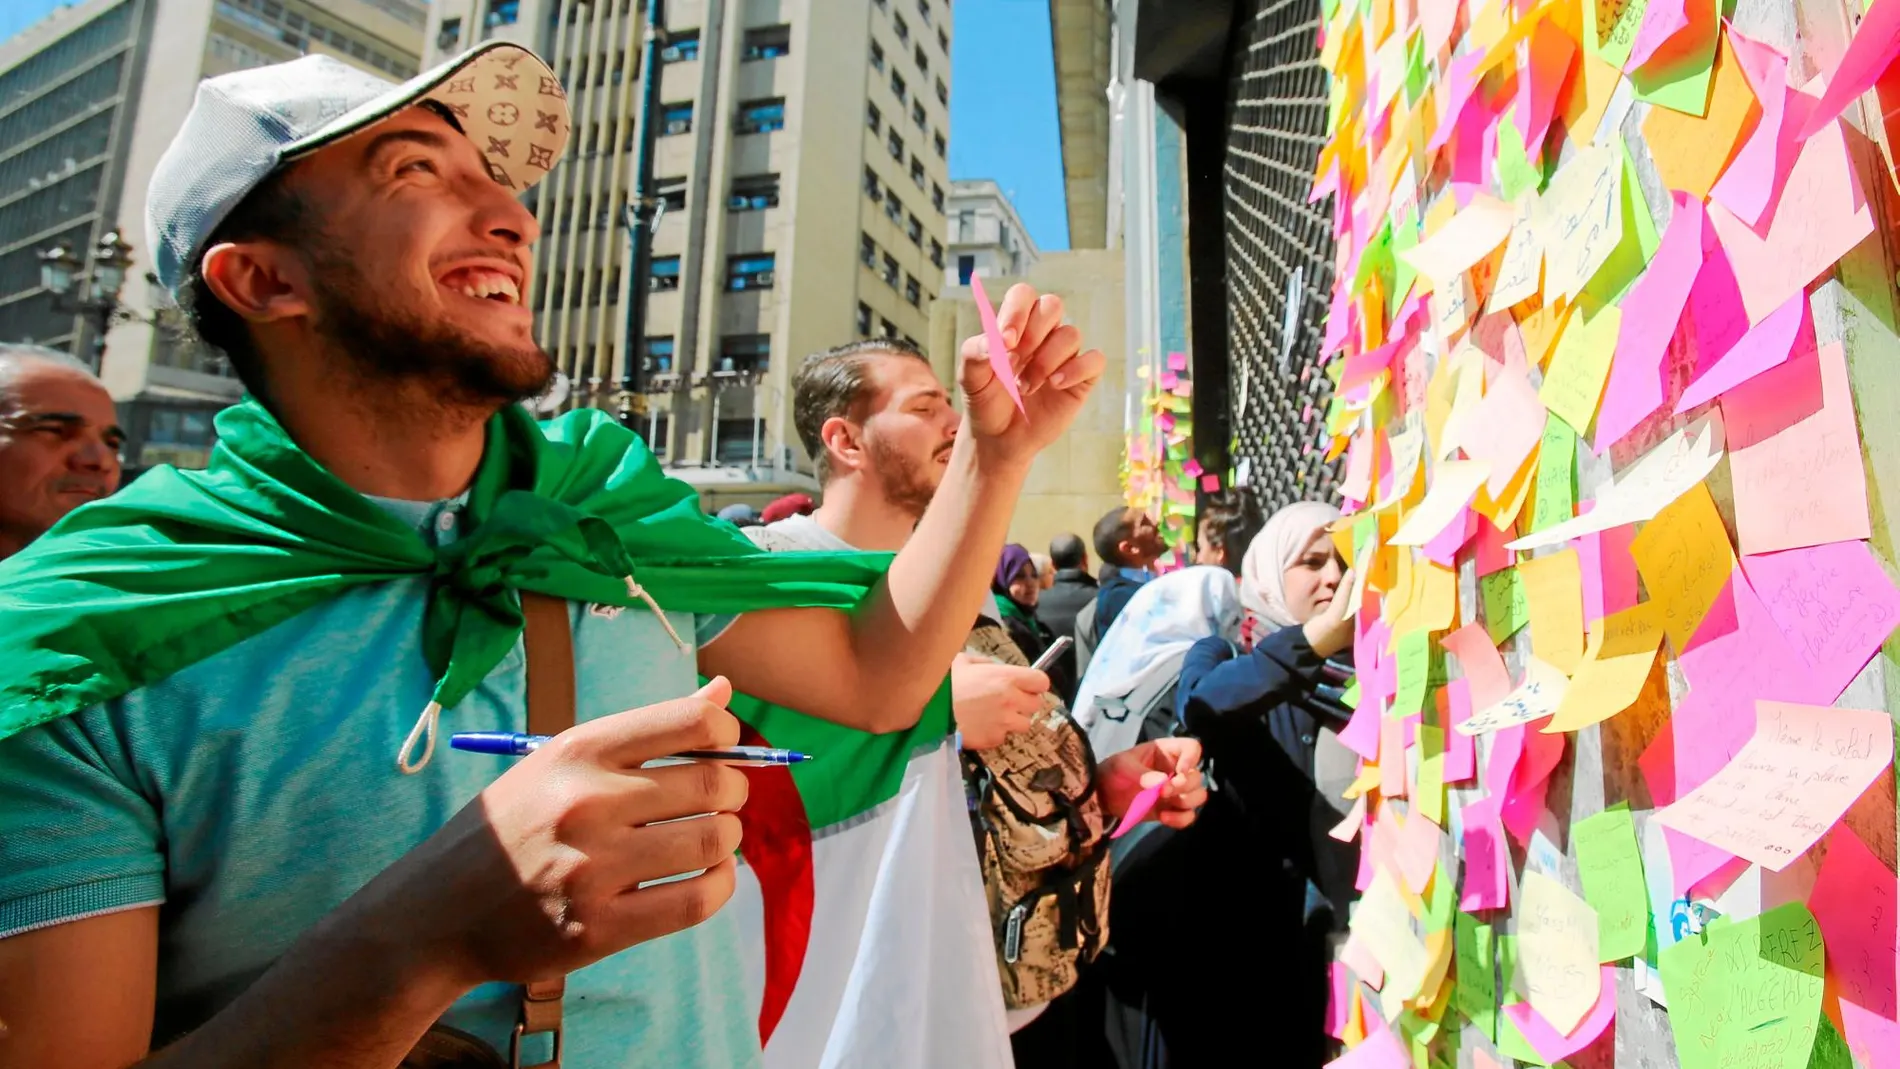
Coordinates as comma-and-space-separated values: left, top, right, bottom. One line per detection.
615, 0, 667, 427
38, 229, 136, 374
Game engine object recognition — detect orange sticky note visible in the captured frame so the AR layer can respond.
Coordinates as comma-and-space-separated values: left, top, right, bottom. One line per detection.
1640, 34, 1760, 200
1653, 700, 1894, 870
1519, 549, 1587, 674
1561, 50, 1625, 147
1543, 602, 1665, 732
1629, 481, 1735, 651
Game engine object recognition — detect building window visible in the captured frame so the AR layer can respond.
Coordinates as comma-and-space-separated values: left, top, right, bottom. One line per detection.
957, 254, 975, 284
933, 132, 946, 159
905, 275, 921, 307
656, 176, 687, 212
958, 209, 975, 240
881, 253, 899, 287
644, 335, 675, 374
652, 256, 682, 290
894, 13, 909, 41
907, 213, 923, 245
931, 182, 945, 212
870, 40, 884, 70
662, 30, 700, 62
885, 193, 904, 224
866, 102, 881, 133
484, 0, 518, 28
888, 131, 904, 162
891, 72, 907, 102
936, 79, 948, 105
880, 317, 899, 338
863, 167, 883, 201
910, 158, 925, 189
856, 302, 874, 335
736, 98, 786, 135
861, 233, 878, 267
918, 0, 932, 24
937, 27, 948, 52
911, 101, 926, 130
742, 24, 791, 60
730, 174, 780, 210
643, 414, 671, 459
718, 333, 771, 373
661, 102, 693, 135
715, 419, 764, 465
726, 253, 776, 290
436, 16, 462, 50
915, 46, 928, 75
929, 239, 944, 267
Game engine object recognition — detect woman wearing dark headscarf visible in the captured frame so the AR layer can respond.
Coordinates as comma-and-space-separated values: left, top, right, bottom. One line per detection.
992, 543, 1075, 699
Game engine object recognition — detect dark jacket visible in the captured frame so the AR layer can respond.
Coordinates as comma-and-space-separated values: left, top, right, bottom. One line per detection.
1036, 569, 1095, 705
997, 596, 1075, 702
1092, 566, 1151, 642
1176, 626, 1356, 924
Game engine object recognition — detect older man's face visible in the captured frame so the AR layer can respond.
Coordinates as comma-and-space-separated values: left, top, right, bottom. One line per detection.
0, 362, 123, 553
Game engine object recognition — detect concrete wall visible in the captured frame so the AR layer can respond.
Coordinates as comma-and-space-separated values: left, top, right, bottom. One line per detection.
929, 248, 1127, 556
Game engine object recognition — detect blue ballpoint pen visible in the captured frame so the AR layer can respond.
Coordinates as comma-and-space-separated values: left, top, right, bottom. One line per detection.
449, 732, 813, 766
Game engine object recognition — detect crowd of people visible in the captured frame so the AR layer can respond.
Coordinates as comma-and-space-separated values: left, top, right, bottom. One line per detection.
0, 39, 1357, 1069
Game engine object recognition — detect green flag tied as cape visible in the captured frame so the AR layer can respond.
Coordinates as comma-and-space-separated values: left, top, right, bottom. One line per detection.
0, 397, 937, 759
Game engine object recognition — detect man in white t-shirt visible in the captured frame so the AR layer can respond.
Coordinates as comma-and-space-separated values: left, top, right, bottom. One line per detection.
751, 335, 1207, 1063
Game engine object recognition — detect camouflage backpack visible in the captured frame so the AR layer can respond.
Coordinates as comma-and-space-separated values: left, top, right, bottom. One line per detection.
962, 618, 1113, 1009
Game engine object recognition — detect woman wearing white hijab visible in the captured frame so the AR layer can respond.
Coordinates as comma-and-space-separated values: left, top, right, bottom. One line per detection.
1114, 501, 1355, 1069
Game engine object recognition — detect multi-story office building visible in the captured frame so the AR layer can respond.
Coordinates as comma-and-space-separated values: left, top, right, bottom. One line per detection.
944, 178, 1038, 287
423, 0, 951, 489
0, 0, 425, 473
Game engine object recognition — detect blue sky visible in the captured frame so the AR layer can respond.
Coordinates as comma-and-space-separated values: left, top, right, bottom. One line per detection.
2, 0, 1074, 249
947, 0, 1071, 252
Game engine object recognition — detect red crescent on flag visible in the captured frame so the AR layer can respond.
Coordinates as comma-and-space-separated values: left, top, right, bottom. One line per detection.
735, 724, 816, 1045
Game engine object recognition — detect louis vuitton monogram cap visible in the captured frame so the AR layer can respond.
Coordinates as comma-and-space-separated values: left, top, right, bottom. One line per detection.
147, 40, 572, 298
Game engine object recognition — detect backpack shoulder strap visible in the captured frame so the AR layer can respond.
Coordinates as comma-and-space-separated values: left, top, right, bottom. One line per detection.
517, 592, 573, 1069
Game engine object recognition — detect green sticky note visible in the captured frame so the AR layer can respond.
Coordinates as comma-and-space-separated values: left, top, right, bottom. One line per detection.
1390, 210, 1420, 316
1582, 0, 1650, 69
1808, 1013, 1853, 1069
1417, 724, 1446, 825
1454, 914, 1497, 1041
1630, 12, 1719, 117
1479, 568, 1528, 643
1531, 414, 1577, 534
1497, 1008, 1550, 1066
1659, 903, 1825, 1069
1404, 34, 1429, 106
1574, 805, 1649, 962
1342, 679, 1361, 709
1425, 859, 1458, 933
1391, 630, 1432, 719
1583, 146, 1661, 306
1498, 932, 1518, 996
1354, 223, 1395, 295
1496, 115, 1542, 201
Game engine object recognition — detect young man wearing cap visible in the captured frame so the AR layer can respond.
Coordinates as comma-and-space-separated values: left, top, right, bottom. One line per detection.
0, 43, 1105, 1069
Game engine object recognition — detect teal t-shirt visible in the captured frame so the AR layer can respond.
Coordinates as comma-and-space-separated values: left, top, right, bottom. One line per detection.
0, 495, 754, 1067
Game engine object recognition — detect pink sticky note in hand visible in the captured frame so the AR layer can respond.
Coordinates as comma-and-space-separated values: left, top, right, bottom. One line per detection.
970, 275, 1027, 417
1111, 780, 1166, 839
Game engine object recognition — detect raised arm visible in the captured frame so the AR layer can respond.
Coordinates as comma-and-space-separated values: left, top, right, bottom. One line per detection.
701, 284, 1106, 731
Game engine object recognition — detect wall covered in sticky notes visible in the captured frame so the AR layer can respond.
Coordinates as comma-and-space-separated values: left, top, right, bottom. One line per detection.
1299, 0, 1900, 1067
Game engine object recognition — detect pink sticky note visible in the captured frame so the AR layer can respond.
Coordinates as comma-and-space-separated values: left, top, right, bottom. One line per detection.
1379, 715, 1408, 799
1111, 781, 1166, 839
1840, 998, 1900, 1069
1595, 195, 1704, 453
1742, 539, 1900, 704
1502, 731, 1566, 846
1159, 370, 1180, 390
1709, 30, 1794, 228
1676, 290, 1813, 413
1459, 797, 1511, 911
1808, 824, 1899, 1017
1626, 0, 1692, 71
1503, 966, 1618, 1062
1422, 507, 1476, 568
1182, 458, 1204, 479
1442, 623, 1513, 709
1327, 962, 1356, 1039
1706, 112, 1874, 327
1395, 811, 1445, 894
1323, 1024, 1409, 1069
970, 275, 1026, 416
1465, 358, 1544, 497
1200, 473, 1222, 492
1801, 0, 1900, 139
1429, 50, 1491, 152
1725, 340, 1873, 556
1443, 680, 1477, 782
1339, 696, 1384, 761
1578, 516, 1640, 626
1420, 0, 1460, 59
1473, 517, 1514, 577
1167, 351, 1188, 371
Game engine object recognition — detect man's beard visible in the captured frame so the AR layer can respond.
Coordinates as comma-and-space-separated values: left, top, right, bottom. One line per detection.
868, 434, 950, 518
306, 252, 554, 413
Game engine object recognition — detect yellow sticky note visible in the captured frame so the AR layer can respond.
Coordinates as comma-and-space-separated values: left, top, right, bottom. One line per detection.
1519, 549, 1586, 674
1640, 33, 1758, 200
1515, 300, 1573, 372
1354, 869, 1433, 1001
1399, 193, 1517, 290
1630, 482, 1735, 652
1541, 146, 1623, 301
1543, 602, 1665, 732
1540, 304, 1622, 437
1417, 726, 1447, 825
1516, 870, 1604, 1035
1418, 559, 1458, 633
1486, 194, 1545, 313
1562, 49, 1625, 148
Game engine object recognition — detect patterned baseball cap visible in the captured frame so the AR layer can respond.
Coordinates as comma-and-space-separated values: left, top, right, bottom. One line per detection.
146, 40, 571, 298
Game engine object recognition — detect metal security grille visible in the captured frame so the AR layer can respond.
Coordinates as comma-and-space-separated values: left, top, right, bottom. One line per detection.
1221, 0, 1340, 514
